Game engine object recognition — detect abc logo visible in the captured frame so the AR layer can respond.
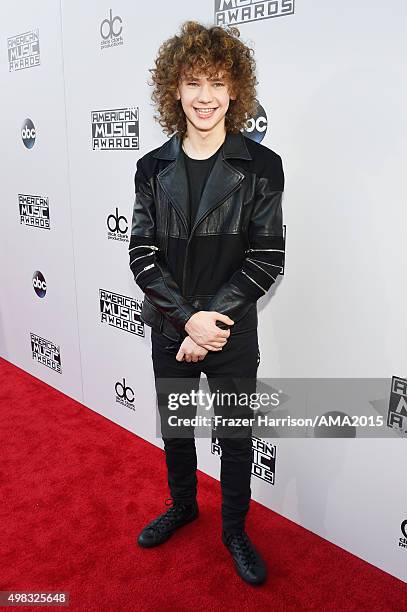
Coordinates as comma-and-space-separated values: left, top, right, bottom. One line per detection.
100, 9, 122, 40
243, 101, 268, 143
22, 118, 36, 149
107, 207, 128, 234
115, 378, 134, 403
33, 271, 47, 298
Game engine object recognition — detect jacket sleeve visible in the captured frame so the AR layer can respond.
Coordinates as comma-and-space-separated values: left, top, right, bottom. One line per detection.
129, 157, 199, 334
205, 154, 285, 323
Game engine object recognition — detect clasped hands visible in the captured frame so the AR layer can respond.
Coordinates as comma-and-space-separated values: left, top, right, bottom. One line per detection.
175, 311, 234, 363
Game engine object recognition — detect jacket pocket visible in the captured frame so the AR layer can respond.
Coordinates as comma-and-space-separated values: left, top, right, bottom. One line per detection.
140, 297, 163, 334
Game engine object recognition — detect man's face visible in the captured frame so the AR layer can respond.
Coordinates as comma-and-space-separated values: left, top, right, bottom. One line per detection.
176, 69, 236, 134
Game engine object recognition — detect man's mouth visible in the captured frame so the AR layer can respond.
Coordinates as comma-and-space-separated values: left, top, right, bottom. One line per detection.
193, 107, 218, 118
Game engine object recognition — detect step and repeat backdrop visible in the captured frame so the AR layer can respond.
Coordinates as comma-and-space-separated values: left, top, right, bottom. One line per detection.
1, 0, 406, 584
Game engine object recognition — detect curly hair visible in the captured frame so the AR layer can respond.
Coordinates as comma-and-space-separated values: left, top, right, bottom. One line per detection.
148, 21, 259, 137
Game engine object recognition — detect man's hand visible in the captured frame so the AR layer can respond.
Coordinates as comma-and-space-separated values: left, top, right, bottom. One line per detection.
184, 311, 234, 351
176, 335, 209, 362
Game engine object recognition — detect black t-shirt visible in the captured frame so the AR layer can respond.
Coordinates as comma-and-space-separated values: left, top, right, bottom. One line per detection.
182, 144, 222, 230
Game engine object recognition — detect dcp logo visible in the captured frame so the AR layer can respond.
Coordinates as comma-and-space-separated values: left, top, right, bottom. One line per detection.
115, 378, 134, 403
32, 270, 47, 298
242, 101, 268, 143
107, 207, 128, 234
22, 118, 36, 149
100, 9, 122, 40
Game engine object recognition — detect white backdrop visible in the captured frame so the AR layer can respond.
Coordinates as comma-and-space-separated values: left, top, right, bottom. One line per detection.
1, 0, 406, 583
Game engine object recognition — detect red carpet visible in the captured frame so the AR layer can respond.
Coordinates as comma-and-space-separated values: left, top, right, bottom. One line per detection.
1, 356, 406, 611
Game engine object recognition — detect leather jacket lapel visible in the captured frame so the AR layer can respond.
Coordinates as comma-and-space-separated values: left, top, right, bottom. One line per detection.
153, 131, 252, 235
156, 152, 189, 232
191, 150, 244, 233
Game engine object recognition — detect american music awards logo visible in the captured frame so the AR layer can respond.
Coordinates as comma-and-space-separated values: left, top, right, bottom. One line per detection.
387, 376, 407, 436
30, 333, 61, 373
91, 107, 139, 150
215, 0, 295, 26
8, 29, 40, 71
212, 428, 276, 484
99, 289, 144, 336
19, 193, 50, 230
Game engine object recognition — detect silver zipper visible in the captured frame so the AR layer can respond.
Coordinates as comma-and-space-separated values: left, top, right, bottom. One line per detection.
247, 257, 283, 270
130, 252, 154, 267
246, 258, 277, 281
241, 270, 267, 294
129, 244, 159, 254
245, 248, 284, 253
135, 263, 155, 282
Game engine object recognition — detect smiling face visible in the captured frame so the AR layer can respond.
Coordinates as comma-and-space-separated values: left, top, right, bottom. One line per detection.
176, 68, 236, 134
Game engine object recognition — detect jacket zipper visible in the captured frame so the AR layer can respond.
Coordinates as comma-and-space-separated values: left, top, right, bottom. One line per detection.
129, 244, 159, 253
130, 251, 154, 267
241, 270, 267, 294
246, 258, 277, 281
164, 201, 171, 261
182, 234, 191, 296
181, 177, 244, 295
135, 262, 155, 282
245, 248, 284, 253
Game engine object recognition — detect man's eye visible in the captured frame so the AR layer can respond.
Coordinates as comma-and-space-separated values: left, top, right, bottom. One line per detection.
186, 82, 224, 86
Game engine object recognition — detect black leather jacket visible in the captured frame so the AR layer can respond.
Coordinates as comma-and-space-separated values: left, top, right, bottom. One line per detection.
129, 130, 285, 342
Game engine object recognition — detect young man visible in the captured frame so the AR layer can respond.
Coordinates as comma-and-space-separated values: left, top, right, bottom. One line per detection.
129, 21, 284, 586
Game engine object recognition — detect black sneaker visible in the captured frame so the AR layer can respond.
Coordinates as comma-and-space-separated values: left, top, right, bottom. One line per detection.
222, 530, 267, 585
137, 497, 199, 548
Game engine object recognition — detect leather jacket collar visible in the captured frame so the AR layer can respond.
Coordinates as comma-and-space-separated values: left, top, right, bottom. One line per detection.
152, 131, 253, 235
152, 130, 252, 161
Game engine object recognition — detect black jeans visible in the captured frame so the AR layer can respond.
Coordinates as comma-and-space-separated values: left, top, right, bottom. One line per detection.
151, 327, 260, 534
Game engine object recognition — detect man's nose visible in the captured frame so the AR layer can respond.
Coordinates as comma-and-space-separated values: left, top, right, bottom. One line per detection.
197, 84, 213, 102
